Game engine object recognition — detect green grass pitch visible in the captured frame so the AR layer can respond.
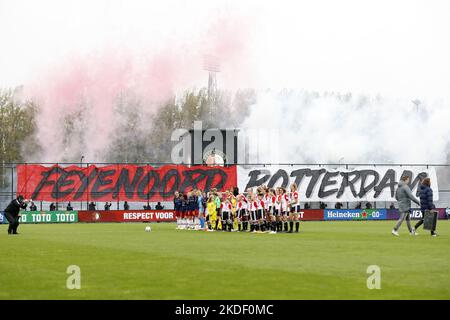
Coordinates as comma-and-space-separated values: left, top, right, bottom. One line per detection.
1, 221, 449, 300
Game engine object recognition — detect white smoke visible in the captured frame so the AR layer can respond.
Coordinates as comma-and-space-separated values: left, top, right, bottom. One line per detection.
241, 89, 450, 164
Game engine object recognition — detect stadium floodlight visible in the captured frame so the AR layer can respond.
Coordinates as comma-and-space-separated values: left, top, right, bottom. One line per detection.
203, 54, 220, 73
411, 99, 421, 113
203, 54, 220, 122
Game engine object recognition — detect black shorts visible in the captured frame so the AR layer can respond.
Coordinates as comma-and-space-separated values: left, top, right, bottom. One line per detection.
237, 209, 246, 219
290, 205, 301, 213
274, 209, 280, 216
250, 209, 263, 221
280, 210, 287, 216
254, 209, 263, 220
222, 212, 230, 221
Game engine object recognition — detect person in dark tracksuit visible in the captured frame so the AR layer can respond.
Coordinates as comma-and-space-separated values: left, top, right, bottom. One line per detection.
4, 195, 28, 235
414, 177, 438, 236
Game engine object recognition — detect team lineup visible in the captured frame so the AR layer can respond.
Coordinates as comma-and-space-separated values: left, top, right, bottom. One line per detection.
171, 174, 440, 237
173, 183, 301, 234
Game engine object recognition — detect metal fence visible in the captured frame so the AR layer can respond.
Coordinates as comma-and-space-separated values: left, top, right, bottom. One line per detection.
1, 162, 450, 211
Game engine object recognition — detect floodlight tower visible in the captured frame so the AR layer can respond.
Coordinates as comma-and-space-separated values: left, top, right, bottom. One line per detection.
411, 99, 421, 113
203, 55, 220, 122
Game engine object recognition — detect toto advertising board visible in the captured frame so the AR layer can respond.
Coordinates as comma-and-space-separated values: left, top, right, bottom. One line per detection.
19, 211, 78, 224
77, 210, 176, 223
324, 209, 387, 220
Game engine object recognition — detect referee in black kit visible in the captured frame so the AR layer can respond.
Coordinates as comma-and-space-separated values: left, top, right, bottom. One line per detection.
4, 195, 29, 235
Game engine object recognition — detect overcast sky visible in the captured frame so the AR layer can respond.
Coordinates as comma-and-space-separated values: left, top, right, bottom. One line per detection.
1, 0, 449, 99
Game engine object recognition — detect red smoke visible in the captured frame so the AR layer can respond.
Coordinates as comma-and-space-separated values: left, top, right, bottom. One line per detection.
22, 11, 258, 162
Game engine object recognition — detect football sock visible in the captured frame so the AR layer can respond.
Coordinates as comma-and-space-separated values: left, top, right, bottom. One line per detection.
295, 221, 300, 232
289, 221, 294, 232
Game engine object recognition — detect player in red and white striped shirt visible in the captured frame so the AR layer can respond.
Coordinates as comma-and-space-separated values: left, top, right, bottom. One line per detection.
263, 187, 271, 232
280, 187, 290, 232
236, 194, 248, 232
274, 187, 283, 232
249, 192, 265, 232
288, 183, 301, 233
256, 192, 266, 232
248, 194, 258, 232
221, 198, 233, 232
267, 188, 277, 233
242, 191, 251, 231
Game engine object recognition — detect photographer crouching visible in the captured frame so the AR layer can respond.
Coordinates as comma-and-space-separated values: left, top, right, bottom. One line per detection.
4, 195, 29, 235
